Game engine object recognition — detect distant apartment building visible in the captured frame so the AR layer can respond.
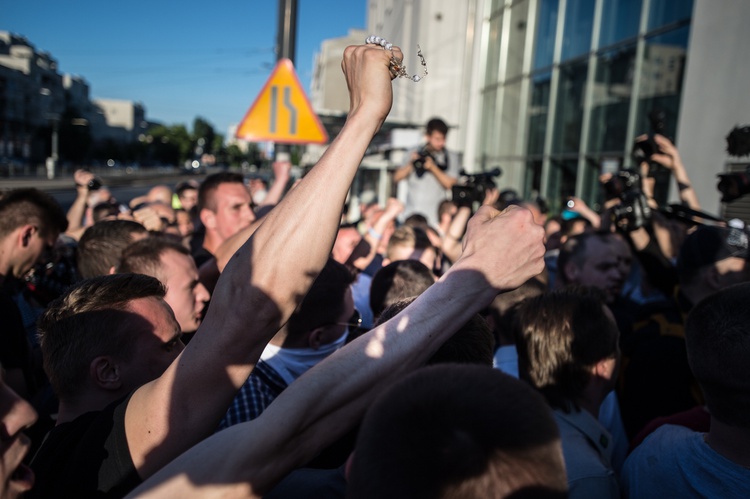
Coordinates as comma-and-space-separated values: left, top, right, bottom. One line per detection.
0, 30, 149, 166
91, 98, 147, 144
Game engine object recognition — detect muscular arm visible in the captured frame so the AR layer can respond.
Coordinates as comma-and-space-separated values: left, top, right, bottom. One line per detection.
124, 44, 400, 479
393, 161, 413, 183
127, 206, 546, 498
425, 156, 457, 190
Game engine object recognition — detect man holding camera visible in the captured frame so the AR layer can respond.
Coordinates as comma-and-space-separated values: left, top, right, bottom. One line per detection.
394, 118, 459, 227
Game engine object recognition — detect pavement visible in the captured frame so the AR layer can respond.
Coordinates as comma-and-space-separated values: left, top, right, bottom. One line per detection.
0, 168, 210, 192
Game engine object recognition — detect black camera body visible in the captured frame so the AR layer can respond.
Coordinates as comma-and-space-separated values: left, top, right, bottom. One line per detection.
603, 169, 652, 232
632, 110, 668, 176
412, 146, 434, 178
717, 125, 750, 203
451, 167, 503, 208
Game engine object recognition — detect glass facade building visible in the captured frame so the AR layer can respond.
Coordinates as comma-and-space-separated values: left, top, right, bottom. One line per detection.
478, 0, 693, 210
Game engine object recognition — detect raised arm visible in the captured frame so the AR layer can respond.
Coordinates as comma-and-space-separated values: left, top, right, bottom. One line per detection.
124, 43, 400, 479
127, 205, 546, 498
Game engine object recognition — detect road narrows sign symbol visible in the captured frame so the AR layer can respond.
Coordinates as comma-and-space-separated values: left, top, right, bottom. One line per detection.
236, 58, 328, 144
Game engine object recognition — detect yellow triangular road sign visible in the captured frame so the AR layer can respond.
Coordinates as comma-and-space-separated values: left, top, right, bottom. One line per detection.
236, 59, 328, 145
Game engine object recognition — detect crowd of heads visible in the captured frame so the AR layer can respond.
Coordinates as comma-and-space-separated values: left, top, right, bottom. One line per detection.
2, 113, 750, 498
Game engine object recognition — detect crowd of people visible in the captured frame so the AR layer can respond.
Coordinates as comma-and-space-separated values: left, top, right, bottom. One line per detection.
2, 41, 750, 499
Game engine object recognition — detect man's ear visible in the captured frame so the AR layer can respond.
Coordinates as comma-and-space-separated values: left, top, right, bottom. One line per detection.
308, 328, 325, 350
593, 357, 617, 383
18, 225, 36, 248
200, 208, 216, 230
90, 356, 123, 391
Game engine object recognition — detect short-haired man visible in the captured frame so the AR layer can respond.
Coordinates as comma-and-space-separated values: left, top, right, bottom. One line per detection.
620, 225, 750, 438
393, 117, 459, 227
194, 171, 256, 267
0, 363, 39, 498
31, 42, 485, 498
347, 365, 567, 499
76, 220, 149, 279
383, 225, 437, 270
369, 259, 434, 320
516, 289, 621, 498
119, 236, 210, 335
220, 258, 356, 427
621, 282, 750, 497
557, 232, 629, 304
0, 188, 67, 398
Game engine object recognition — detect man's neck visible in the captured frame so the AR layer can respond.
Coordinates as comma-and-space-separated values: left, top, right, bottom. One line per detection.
57, 391, 124, 424
705, 416, 750, 468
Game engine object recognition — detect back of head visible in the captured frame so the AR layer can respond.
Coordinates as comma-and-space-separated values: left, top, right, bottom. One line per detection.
38, 273, 166, 401
77, 220, 148, 279
197, 172, 245, 212
486, 277, 547, 346
386, 225, 432, 261
0, 188, 67, 240
119, 235, 190, 280
685, 282, 750, 428
515, 288, 619, 411
348, 365, 567, 499
375, 297, 495, 366
370, 260, 434, 318
285, 258, 356, 339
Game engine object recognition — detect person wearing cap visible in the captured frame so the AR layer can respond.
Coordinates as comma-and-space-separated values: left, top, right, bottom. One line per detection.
619, 225, 750, 439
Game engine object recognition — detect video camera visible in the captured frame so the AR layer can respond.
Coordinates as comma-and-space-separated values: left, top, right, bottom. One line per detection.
717, 125, 750, 203
603, 169, 652, 232
451, 167, 503, 208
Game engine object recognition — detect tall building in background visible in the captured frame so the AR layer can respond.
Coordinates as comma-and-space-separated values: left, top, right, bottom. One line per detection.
364, 0, 750, 217
0, 30, 152, 170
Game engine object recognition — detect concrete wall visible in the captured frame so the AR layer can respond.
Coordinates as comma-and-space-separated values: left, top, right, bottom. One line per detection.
675, 0, 750, 215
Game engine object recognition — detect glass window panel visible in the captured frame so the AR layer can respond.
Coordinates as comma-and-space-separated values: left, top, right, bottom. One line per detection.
635, 26, 689, 140
599, 0, 642, 48
552, 60, 589, 154
548, 158, 578, 210
527, 72, 552, 155
491, 0, 505, 15
524, 159, 544, 199
485, 12, 503, 86
581, 156, 611, 207
506, 1, 530, 79
560, 0, 596, 61
648, 0, 694, 31
480, 87, 500, 163
533, 0, 559, 70
500, 81, 523, 155
588, 43, 637, 154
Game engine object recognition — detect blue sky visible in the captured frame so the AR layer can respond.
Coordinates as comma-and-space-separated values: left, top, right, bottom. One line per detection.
4, 0, 366, 136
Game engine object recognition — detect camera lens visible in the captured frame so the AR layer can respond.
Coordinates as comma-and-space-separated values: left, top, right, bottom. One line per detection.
87, 178, 102, 191
566, 199, 575, 209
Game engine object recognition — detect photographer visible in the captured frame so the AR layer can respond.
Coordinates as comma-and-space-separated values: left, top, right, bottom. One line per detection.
394, 118, 459, 226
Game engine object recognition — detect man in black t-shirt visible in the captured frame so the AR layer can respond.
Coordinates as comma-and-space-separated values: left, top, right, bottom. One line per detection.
0, 189, 67, 400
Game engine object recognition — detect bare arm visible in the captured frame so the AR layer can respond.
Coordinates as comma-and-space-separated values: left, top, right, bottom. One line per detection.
127, 205, 546, 498
650, 134, 700, 210
351, 198, 403, 270
393, 156, 414, 183
442, 206, 471, 263
124, 43, 401, 479
424, 156, 457, 190
258, 159, 291, 207
64, 169, 95, 236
